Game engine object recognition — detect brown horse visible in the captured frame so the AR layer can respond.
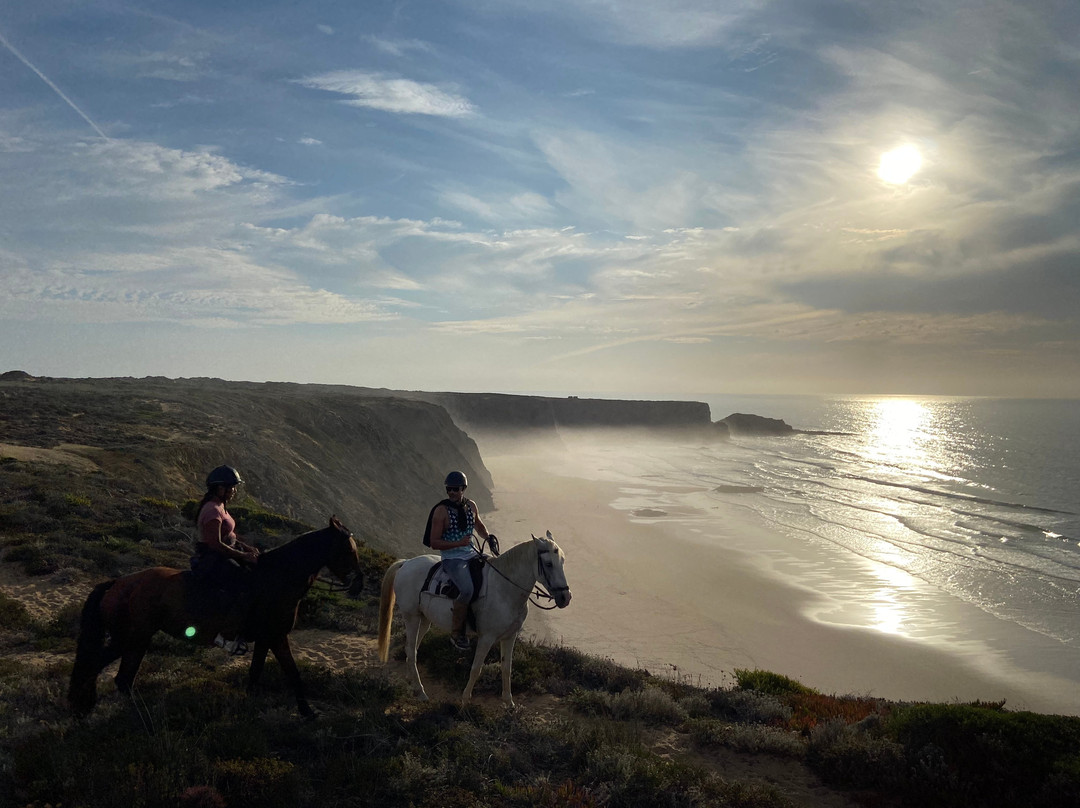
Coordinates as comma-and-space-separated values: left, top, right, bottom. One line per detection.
69, 516, 360, 719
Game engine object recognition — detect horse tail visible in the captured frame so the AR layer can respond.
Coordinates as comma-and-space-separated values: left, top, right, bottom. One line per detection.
68, 580, 114, 717
377, 560, 406, 663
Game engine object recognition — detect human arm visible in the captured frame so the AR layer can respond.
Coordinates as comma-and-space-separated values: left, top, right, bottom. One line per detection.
472, 505, 491, 541
472, 507, 500, 555
200, 514, 259, 563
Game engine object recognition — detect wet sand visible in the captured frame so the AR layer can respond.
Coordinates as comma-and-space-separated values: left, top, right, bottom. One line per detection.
478, 432, 1080, 715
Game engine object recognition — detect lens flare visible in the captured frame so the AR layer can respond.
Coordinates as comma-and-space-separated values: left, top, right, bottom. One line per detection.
185, 626, 197, 638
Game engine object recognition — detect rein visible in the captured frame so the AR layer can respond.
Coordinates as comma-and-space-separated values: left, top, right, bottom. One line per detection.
312, 575, 352, 594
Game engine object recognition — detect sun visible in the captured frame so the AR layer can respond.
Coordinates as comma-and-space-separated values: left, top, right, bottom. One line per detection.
877, 145, 923, 184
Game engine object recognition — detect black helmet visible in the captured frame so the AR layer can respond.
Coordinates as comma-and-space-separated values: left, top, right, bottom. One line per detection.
444, 471, 468, 488
206, 465, 243, 489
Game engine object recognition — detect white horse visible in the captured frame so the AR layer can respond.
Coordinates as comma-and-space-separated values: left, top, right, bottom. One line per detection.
377, 532, 571, 706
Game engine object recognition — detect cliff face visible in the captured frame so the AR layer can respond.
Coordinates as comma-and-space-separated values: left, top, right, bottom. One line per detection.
0, 376, 733, 556
433, 393, 713, 432
359, 390, 722, 436
0, 377, 490, 556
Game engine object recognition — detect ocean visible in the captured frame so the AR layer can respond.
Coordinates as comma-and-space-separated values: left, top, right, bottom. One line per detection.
531, 395, 1080, 698
695, 395, 1080, 648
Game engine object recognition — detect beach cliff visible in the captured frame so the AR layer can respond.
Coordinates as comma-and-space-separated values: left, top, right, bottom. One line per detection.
0, 375, 728, 555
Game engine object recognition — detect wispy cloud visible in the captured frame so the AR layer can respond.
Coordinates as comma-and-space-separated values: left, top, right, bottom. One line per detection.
363, 36, 433, 57
294, 71, 475, 117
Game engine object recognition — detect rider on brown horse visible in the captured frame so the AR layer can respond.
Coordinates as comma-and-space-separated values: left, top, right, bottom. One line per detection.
192, 465, 260, 654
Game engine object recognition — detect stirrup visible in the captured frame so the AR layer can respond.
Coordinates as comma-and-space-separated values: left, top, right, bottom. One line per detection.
450, 633, 471, 651
215, 634, 249, 656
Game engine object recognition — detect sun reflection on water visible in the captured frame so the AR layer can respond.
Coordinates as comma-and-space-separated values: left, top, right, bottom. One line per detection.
867, 398, 931, 466
868, 561, 919, 636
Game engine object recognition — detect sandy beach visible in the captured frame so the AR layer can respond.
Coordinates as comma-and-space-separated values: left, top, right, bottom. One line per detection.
477, 431, 1080, 715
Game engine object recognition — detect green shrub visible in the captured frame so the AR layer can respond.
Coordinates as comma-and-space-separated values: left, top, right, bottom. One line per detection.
214, 757, 300, 808
689, 717, 806, 757
0, 590, 35, 630
140, 496, 178, 511
807, 718, 904, 789
574, 685, 689, 726
706, 687, 792, 725
734, 668, 816, 697
886, 703, 1080, 808
545, 645, 649, 694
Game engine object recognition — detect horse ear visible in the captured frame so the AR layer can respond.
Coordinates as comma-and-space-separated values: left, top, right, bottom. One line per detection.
531, 533, 539, 541
546, 530, 553, 541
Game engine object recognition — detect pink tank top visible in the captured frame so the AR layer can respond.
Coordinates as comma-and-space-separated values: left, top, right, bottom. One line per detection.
197, 500, 237, 546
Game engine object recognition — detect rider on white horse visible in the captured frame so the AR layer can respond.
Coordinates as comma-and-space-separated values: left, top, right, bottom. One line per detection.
424, 471, 499, 650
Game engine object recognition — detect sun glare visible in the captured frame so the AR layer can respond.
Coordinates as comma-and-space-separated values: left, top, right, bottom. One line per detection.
877, 145, 923, 184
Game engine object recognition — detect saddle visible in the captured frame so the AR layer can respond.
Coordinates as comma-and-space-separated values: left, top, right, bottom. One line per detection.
420, 556, 487, 604
186, 548, 252, 620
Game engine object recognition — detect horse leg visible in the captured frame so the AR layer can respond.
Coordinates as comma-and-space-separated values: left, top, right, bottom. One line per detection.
69, 581, 116, 716
462, 635, 497, 705
267, 637, 314, 719
246, 642, 270, 692
114, 640, 150, 699
403, 613, 430, 700
498, 633, 519, 708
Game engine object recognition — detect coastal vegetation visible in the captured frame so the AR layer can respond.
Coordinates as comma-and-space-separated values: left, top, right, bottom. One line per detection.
2, 375, 1080, 806
3, 558, 1080, 807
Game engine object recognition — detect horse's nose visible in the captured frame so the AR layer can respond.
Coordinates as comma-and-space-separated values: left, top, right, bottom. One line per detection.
557, 590, 572, 608
347, 572, 365, 599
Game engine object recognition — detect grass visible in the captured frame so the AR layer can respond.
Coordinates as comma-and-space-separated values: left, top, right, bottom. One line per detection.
5, 587, 1080, 808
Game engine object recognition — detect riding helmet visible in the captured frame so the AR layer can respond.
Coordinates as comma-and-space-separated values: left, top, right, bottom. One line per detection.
206, 465, 243, 489
444, 470, 468, 488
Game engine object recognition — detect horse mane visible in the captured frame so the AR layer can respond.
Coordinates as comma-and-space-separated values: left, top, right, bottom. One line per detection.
256, 525, 331, 568
257, 522, 354, 573
487, 534, 563, 579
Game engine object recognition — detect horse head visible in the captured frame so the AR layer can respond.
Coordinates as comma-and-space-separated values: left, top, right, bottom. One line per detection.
326, 515, 362, 588
531, 530, 572, 608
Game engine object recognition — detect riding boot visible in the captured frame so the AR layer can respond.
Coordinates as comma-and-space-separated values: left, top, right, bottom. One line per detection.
450, 602, 471, 651
215, 590, 252, 655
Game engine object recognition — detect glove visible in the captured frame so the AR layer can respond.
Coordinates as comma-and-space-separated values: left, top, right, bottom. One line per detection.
486, 534, 500, 556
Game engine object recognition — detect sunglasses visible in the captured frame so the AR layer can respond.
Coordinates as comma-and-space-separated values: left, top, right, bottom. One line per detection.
445, 486, 464, 493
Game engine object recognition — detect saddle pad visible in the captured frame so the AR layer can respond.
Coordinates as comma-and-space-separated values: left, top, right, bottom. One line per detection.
421, 558, 488, 602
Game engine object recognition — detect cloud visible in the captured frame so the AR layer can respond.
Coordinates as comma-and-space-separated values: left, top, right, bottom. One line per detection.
126, 50, 204, 81
363, 36, 433, 57
440, 189, 554, 223
477, 0, 747, 48
0, 248, 395, 326
294, 71, 475, 117
536, 129, 710, 229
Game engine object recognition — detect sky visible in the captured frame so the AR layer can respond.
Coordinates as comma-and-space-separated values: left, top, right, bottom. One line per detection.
1, 1, 1078, 398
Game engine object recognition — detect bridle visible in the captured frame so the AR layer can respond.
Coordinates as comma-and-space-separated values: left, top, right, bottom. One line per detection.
313, 526, 362, 597
483, 545, 569, 610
